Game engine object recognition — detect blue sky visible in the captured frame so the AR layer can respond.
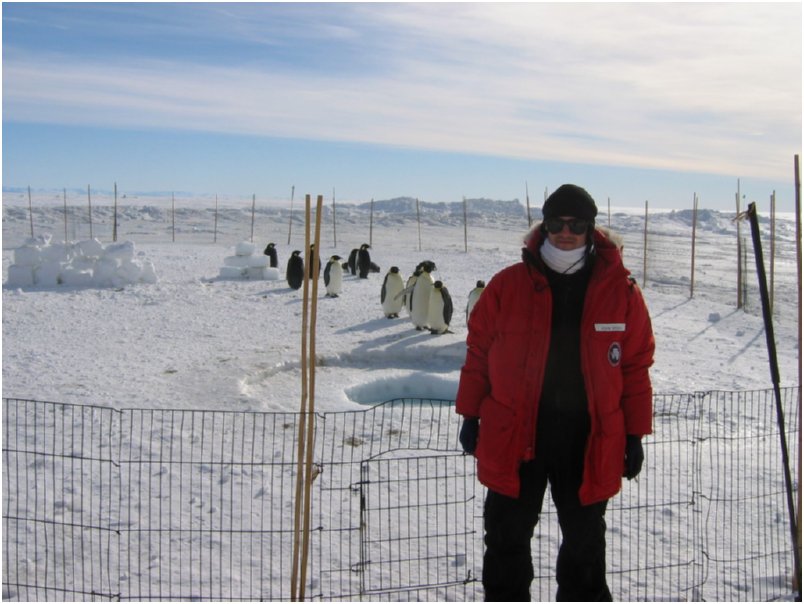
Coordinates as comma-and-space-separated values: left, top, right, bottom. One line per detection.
2, 2, 801, 211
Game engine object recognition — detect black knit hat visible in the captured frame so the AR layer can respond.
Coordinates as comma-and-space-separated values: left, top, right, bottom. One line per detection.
542, 184, 598, 222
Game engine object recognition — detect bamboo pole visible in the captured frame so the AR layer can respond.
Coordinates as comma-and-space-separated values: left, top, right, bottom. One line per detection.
332, 188, 337, 247
525, 181, 532, 227
87, 185, 94, 240
463, 196, 468, 253
642, 200, 648, 288
291, 195, 313, 601
287, 185, 296, 245
113, 182, 118, 242
300, 194, 323, 600
736, 179, 743, 309
770, 190, 776, 312
251, 193, 256, 243
794, 154, 802, 589
369, 198, 374, 247
213, 194, 218, 243
63, 188, 68, 242
416, 197, 422, 252
27, 186, 34, 238
690, 193, 698, 299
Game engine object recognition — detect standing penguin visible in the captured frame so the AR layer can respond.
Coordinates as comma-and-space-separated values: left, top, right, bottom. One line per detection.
308, 244, 321, 279
465, 280, 486, 322
263, 243, 278, 268
410, 260, 436, 330
347, 249, 359, 275
286, 250, 304, 290
357, 243, 372, 279
428, 280, 454, 334
324, 255, 343, 297
381, 266, 405, 318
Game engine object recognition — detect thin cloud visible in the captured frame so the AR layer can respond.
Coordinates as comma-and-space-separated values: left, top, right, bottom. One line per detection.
2, 3, 800, 182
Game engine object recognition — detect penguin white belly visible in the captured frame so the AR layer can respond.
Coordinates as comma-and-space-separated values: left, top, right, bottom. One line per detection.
428, 293, 448, 334
326, 263, 343, 296
410, 274, 433, 329
466, 289, 482, 321
382, 274, 405, 317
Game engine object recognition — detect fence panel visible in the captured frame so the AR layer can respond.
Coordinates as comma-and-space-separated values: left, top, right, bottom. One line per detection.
2, 399, 120, 602
2, 390, 800, 601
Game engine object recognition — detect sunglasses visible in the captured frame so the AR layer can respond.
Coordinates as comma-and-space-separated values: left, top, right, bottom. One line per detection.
544, 217, 591, 235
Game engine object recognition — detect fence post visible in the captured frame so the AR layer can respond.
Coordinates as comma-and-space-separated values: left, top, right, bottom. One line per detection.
642, 200, 648, 288
690, 193, 698, 298
87, 185, 94, 240
63, 188, 68, 243
743, 202, 802, 598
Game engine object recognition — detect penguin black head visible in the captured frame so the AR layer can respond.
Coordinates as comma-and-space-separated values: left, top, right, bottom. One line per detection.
292, 250, 302, 256
434, 280, 443, 289
330, 255, 342, 262
476, 280, 485, 288
390, 266, 399, 273
361, 243, 370, 250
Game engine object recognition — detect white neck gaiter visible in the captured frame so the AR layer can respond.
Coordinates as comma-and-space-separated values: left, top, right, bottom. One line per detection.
540, 239, 587, 274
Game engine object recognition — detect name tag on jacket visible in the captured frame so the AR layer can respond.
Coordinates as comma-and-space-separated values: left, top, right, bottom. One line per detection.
595, 323, 626, 332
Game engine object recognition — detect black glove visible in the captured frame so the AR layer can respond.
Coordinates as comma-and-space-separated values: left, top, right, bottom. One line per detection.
623, 435, 644, 480
459, 417, 479, 454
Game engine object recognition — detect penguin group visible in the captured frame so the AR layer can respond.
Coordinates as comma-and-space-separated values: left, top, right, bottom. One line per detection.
383, 260, 455, 335
281, 241, 381, 296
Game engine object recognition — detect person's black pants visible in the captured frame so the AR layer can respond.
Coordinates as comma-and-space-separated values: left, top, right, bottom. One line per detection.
482, 433, 612, 601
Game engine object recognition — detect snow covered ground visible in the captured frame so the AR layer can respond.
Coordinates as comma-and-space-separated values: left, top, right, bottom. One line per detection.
2, 193, 801, 411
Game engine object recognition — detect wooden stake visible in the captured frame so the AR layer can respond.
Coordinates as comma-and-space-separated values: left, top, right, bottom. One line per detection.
251, 193, 256, 243
214, 194, 218, 243
300, 194, 323, 600
369, 198, 374, 247
463, 196, 468, 253
736, 179, 743, 309
287, 185, 296, 245
291, 195, 312, 601
113, 182, 118, 242
27, 185, 34, 238
63, 188, 68, 242
172, 192, 176, 243
642, 200, 648, 288
87, 185, 94, 240
690, 193, 698, 299
525, 181, 532, 227
770, 190, 776, 312
416, 197, 422, 252
332, 188, 337, 247
291, 194, 323, 601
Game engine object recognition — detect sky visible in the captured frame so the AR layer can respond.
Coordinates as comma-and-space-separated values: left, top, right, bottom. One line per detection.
1, 2, 802, 212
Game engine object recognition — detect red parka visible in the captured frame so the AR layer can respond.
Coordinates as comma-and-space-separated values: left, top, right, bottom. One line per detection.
455, 228, 655, 505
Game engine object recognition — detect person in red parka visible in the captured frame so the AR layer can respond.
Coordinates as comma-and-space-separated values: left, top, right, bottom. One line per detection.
456, 184, 655, 602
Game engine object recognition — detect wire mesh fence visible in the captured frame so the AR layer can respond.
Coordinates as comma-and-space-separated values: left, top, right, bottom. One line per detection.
2, 389, 800, 601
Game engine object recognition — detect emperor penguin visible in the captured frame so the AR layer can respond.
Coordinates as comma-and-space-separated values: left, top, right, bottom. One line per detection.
410, 260, 436, 330
357, 243, 372, 279
286, 250, 304, 290
403, 267, 421, 316
308, 244, 321, 280
428, 280, 454, 334
381, 266, 405, 318
263, 242, 278, 268
324, 255, 343, 297
347, 249, 359, 275
466, 280, 486, 322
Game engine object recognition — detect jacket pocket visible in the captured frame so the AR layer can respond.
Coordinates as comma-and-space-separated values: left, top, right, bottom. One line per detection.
476, 395, 519, 476
588, 407, 626, 492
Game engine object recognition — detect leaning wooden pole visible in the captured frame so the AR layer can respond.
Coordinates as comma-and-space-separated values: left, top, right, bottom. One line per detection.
794, 154, 802, 582
299, 194, 323, 600
251, 193, 256, 243
291, 195, 313, 601
213, 194, 219, 244
744, 202, 802, 597
113, 182, 118, 242
332, 188, 337, 247
736, 180, 743, 309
